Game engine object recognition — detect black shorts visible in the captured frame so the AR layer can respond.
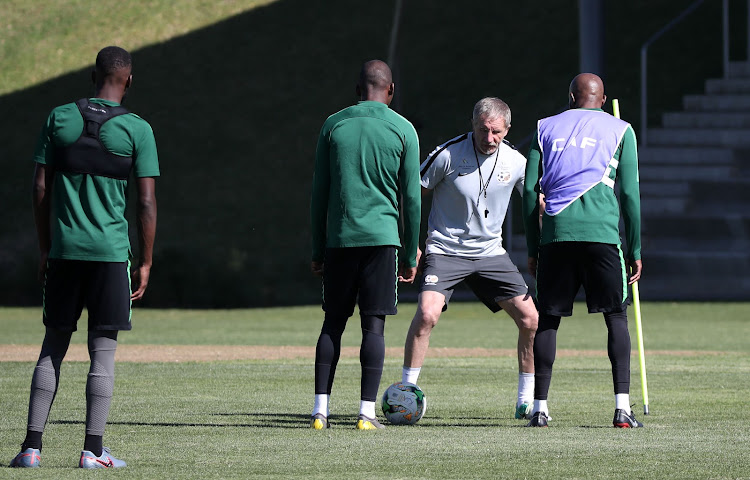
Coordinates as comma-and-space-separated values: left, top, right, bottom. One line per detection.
536, 242, 628, 317
43, 259, 132, 332
419, 253, 529, 313
322, 246, 398, 317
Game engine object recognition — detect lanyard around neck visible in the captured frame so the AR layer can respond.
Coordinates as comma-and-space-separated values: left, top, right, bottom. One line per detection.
472, 141, 499, 218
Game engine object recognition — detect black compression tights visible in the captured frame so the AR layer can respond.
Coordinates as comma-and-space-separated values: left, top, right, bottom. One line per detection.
532, 313, 560, 400
604, 310, 631, 394
314, 313, 386, 402
533, 310, 631, 400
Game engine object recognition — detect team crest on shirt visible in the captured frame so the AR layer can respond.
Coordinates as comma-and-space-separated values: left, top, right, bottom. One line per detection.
424, 275, 439, 285
497, 170, 512, 183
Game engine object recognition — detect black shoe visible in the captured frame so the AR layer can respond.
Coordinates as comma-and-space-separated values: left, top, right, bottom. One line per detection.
613, 409, 643, 428
525, 411, 549, 427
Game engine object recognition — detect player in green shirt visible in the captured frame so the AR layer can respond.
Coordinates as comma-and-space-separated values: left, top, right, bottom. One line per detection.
10, 46, 159, 469
522, 73, 642, 428
309, 60, 421, 430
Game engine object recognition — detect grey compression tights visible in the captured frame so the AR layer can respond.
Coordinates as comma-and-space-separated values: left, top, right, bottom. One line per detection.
27, 328, 118, 436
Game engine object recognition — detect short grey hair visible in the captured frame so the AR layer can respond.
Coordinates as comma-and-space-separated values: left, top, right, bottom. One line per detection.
472, 97, 511, 127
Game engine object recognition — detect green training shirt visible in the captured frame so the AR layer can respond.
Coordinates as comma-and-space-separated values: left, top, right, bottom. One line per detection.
33, 98, 160, 262
523, 109, 641, 261
310, 100, 421, 266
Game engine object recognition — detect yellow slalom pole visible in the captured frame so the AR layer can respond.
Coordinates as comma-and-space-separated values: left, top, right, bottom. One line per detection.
612, 98, 649, 415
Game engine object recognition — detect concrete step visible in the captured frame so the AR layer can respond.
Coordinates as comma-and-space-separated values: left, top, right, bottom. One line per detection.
690, 178, 750, 203
643, 250, 750, 274
706, 77, 750, 93
683, 94, 750, 111
690, 200, 750, 216
636, 271, 750, 301
643, 234, 749, 252
662, 111, 750, 128
639, 181, 690, 197
639, 164, 735, 181
638, 146, 734, 165
647, 128, 750, 148
640, 197, 688, 214
726, 61, 750, 78
642, 213, 750, 239
640, 250, 750, 300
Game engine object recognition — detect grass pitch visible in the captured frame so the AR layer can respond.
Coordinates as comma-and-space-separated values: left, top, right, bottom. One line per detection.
1, 302, 748, 479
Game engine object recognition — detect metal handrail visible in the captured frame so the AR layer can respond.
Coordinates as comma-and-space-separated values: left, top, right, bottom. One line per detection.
640, 0, 707, 146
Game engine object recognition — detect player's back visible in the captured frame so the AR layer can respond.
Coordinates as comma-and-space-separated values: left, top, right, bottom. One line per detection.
322, 100, 417, 249
35, 98, 158, 262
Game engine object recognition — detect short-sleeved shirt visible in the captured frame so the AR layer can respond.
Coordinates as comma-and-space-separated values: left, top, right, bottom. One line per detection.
33, 98, 160, 262
310, 100, 421, 267
420, 133, 526, 257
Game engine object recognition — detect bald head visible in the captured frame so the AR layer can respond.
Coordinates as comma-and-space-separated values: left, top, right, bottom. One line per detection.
568, 73, 606, 109
356, 60, 395, 105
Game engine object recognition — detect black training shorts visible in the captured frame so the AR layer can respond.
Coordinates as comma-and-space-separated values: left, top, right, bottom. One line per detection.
535, 242, 628, 317
322, 246, 398, 317
43, 259, 132, 331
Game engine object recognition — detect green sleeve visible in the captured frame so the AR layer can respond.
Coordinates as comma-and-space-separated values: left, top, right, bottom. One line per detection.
398, 126, 421, 267
33, 112, 55, 166
617, 126, 641, 261
310, 123, 331, 263
522, 130, 542, 258
133, 121, 160, 177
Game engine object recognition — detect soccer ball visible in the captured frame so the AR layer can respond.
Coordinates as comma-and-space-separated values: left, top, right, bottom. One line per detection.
381, 382, 426, 425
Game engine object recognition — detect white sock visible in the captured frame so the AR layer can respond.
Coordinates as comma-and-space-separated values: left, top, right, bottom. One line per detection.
615, 393, 630, 413
532, 399, 548, 416
312, 394, 329, 417
359, 400, 376, 419
402, 366, 421, 385
517, 372, 535, 406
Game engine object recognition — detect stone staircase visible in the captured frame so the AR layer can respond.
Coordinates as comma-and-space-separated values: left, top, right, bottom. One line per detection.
636, 61, 750, 300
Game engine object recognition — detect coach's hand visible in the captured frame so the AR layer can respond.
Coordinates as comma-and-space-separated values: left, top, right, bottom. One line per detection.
311, 261, 324, 277
527, 257, 538, 279
131, 264, 151, 301
627, 259, 642, 285
398, 265, 418, 284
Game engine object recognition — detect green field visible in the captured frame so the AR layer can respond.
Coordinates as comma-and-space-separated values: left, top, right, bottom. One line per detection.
1, 303, 748, 479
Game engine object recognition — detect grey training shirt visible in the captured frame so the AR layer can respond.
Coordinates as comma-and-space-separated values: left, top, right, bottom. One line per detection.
420, 132, 526, 258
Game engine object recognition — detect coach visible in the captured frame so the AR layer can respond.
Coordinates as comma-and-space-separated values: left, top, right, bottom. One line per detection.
401, 97, 538, 421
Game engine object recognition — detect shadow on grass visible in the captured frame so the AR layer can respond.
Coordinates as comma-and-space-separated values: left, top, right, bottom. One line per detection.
50, 413, 541, 429
51, 414, 309, 429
